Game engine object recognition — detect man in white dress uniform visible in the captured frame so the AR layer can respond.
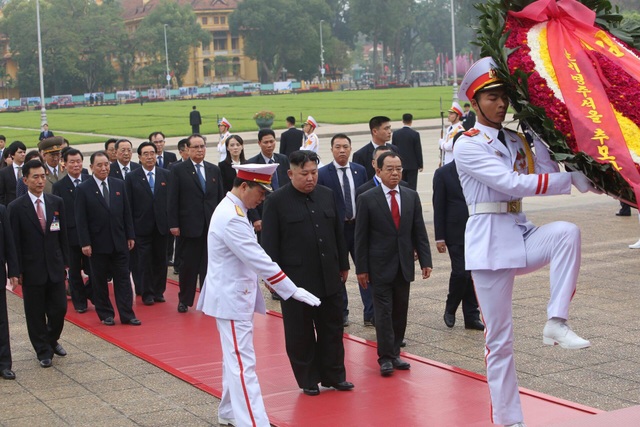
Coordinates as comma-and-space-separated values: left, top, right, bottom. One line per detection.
196, 163, 320, 427
453, 57, 599, 427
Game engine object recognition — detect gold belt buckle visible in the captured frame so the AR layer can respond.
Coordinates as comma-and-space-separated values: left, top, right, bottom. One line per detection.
507, 200, 521, 213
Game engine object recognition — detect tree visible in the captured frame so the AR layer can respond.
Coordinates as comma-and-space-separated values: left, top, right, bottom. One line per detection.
229, 0, 334, 82
0, 0, 125, 95
134, 0, 210, 87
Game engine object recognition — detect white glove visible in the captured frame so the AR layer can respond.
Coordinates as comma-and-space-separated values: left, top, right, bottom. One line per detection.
292, 288, 321, 307
570, 171, 596, 193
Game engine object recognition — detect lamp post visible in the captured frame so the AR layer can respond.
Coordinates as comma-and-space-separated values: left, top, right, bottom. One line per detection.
319, 20, 325, 81
163, 24, 170, 98
36, 0, 47, 125
450, 0, 458, 101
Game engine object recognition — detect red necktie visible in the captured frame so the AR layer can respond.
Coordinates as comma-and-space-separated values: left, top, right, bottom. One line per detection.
389, 190, 400, 229
36, 199, 46, 232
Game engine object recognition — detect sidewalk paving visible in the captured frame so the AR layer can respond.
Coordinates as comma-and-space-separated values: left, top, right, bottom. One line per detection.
3, 121, 640, 426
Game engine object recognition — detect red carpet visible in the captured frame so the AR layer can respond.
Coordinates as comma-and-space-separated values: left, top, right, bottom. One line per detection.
13, 281, 600, 426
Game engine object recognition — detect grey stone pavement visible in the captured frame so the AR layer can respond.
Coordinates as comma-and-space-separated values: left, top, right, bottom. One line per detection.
2, 118, 640, 426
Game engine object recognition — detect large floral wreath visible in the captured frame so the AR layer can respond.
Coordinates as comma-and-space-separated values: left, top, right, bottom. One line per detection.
475, 0, 640, 206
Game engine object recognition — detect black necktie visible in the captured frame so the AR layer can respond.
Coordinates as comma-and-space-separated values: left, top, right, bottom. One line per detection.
73, 178, 80, 187
269, 159, 279, 190
498, 130, 507, 147
101, 181, 110, 207
341, 167, 353, 220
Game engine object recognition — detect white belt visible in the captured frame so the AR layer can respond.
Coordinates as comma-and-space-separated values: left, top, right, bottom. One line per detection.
468, 200, 522, 215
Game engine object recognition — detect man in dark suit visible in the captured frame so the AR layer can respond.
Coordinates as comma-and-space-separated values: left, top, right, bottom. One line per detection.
0, 204, 19, 379
279, 116, 305, 157
0, 141, 27, 206
190, 106, 202, 134
126, 142, 171, 305
391, 113, 423, 190
432, 161, 483, 330
262, 150, 353, 396
38, 123, 54, 141
8, 160, 69, 368
352, 116, 398, 180
355, 151, 432, 377
462, 103, 477, 131
75, 151, 140, 326
109, 139, 141, 180
317, 133, 372, 327
247, 128, 291, 241
52, 148, 92, 313
150, 131, 177, 169
168, 134, 224, 313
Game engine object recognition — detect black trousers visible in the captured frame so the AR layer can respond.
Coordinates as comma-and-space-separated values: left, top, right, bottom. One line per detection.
0, 286, 11, 369
192, 125, 200, 134
90, 251, 136, 323
136, 230, 168, 300
342, 222, 374, 321
178, 235, 207, 306
280, 291, 346, 389
402, 169, 419, 191
68, 244, 92, 311
445, 244, 479, 322
370, 267, 410, 364
167, 234, 175, 262
22, 280, 67, 360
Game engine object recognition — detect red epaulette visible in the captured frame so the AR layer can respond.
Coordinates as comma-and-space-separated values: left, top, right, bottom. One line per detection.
463, 128, 480, 136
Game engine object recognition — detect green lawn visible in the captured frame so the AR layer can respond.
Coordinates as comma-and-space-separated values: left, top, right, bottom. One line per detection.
0, 86, 455, 145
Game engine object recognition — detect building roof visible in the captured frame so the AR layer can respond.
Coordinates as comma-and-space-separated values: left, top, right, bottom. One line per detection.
121, 0, 239, 22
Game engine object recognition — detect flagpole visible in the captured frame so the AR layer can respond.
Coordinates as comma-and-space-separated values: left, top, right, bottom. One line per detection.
450, 0, 458, 101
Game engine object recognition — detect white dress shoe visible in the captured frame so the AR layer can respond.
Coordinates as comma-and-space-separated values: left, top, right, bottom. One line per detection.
505, 423, 527, 427
543, 318, 591, 349
218, 416, 236, 426
629, 239, 640, 249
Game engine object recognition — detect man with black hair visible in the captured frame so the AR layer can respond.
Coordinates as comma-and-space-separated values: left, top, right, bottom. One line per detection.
279, 116, 305, 157
104, 138, 118, 162
190, 105, 202, 134
0, 140, 27, 205
355, 151, 432, 377
352, 116, 398, 180
53, 148, 92, 313
109, 139, 141, 180
126, 142, 171, 305
262, 150, 353, 397
391, 113, 423, 190
150, 131, 177, 169
197, 163, 320, 427
9, 159, 69, 367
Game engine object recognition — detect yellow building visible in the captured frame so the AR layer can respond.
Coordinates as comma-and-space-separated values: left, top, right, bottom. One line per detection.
0, 31, 19, 99
122, 0, 259, 86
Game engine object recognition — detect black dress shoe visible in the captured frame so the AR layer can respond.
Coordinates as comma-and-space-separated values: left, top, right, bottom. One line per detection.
380, 360, 394, 377
53, 344, 67, 357
1, 368, 15, 380
302, 385, 320, 396
271, 292, 282, 301
167, 260, 174, 266
143, 298, 155, 306
177, 302, 188, 313
400, 339, 407, 348
39, 359, 52, 368
465, 319, 485, 331
616, 211, 631, 216
321, 381, 354, 391
154, 296, 166, 303
124, 318, 142, 326
392, 358, 411, 370
444, 312, 456, 328
102, 317, 115, 326
76, 308, 87, 314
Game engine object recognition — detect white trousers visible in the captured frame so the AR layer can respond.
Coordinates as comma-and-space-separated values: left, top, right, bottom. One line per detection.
216, 318, 270, 427
471, 221, 581, 425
